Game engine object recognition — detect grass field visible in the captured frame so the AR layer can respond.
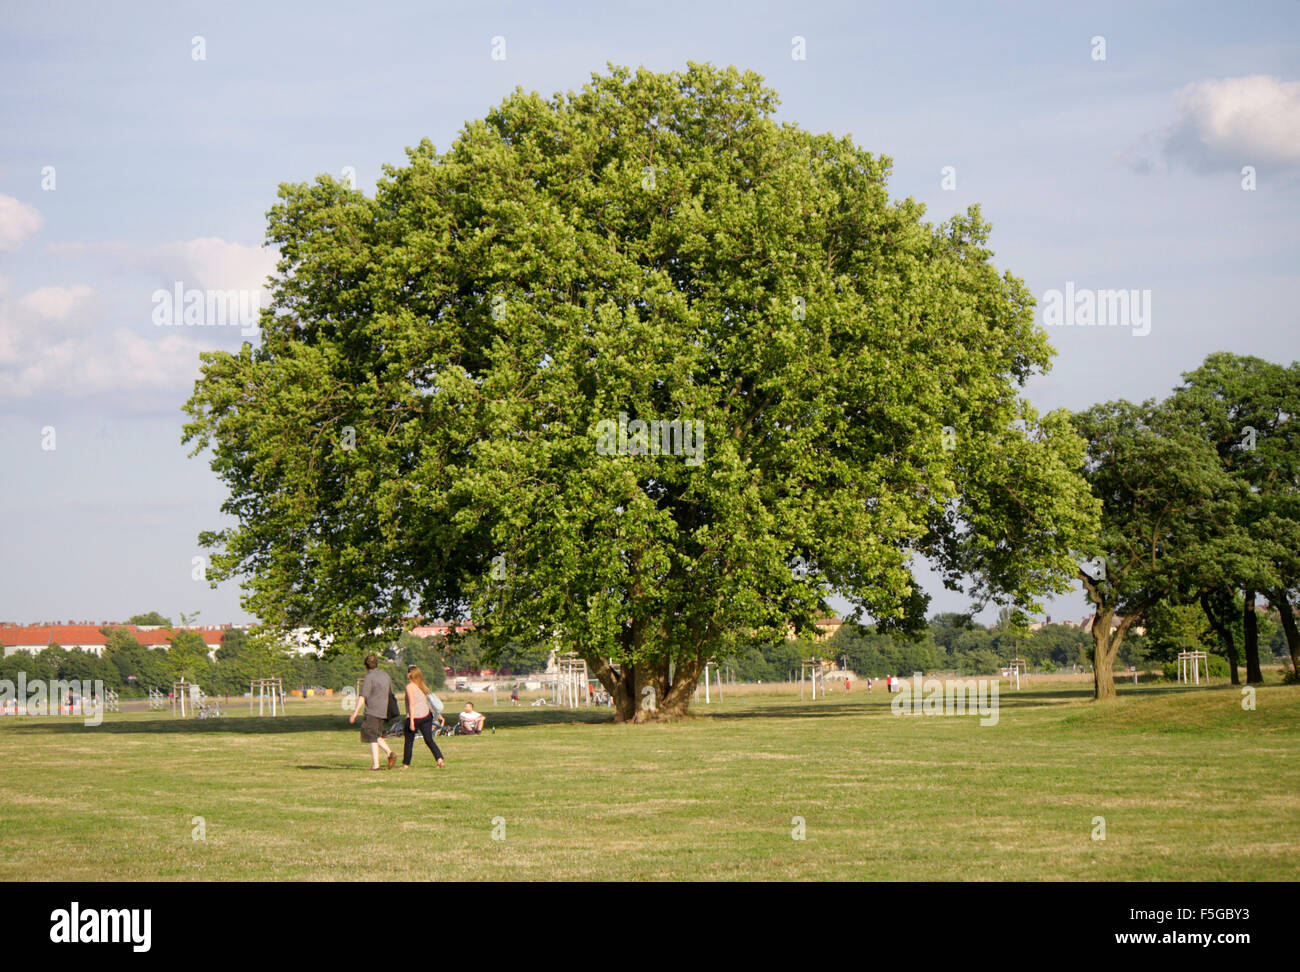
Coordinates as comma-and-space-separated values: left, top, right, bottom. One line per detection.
1, 678, 1297, 881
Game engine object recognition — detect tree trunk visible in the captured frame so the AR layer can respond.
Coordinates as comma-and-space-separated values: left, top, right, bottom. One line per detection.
1243, 589, 1263, 684
1200, 591, 1239, 685
1273, 590, 1300, 677
591, 650, 705, 723
1091, 611, 1119, 701
610, 663, 637, 722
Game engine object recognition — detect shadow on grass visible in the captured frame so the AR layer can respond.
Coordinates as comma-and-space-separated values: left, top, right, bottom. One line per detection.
1, 683, 1220, 735
0, 705, 619, 736
702, 692, 1081, 720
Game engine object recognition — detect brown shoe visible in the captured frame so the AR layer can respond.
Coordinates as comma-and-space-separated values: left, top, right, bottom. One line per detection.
387, 751, 397, 769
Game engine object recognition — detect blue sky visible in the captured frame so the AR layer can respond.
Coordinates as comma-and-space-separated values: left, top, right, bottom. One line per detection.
2, 0, 1298, 627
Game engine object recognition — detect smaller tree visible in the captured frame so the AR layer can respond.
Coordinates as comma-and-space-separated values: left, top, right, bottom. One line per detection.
1073, 399, 1245, 700
125, 612, 172, 627
165, 630, 212, 683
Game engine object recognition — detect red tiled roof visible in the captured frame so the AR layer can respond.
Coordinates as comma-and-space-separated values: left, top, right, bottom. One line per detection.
0, 624, 110, 647
0, 624, 227, 648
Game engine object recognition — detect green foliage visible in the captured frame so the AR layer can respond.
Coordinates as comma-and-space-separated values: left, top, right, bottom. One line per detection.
165, 630, 211, 682
125, 612, 172, 627
103, 627, 167, 694
1169, 353, 1300, 676
395, 632, 448, 688
1027, 623, 1091, 669
827, 623, 940, 676
957, 648, 1001, 676
1161, 653, 1230, 681
1143, 601, 1214, 666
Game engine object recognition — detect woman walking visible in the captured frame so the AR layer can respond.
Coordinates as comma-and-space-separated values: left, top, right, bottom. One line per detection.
402, 666, 445, 771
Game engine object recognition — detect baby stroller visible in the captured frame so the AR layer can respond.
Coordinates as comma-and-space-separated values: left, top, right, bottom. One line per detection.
433, 717, 458, 737
385, 690, 450, 738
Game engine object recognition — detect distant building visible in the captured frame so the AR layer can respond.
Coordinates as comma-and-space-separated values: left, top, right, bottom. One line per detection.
785, 617, 844, 643
410, 622, 475, 639
1079, 613, 1146, 637
0, 622, 230, 659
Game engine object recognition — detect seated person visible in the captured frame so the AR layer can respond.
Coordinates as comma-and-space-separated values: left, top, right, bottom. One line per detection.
458, 702, 487, 734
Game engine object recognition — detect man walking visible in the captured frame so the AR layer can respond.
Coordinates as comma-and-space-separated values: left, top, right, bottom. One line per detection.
349, 654, 396, 771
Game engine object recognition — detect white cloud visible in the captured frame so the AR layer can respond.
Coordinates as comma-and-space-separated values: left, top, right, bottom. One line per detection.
18, 284, 94, 321
1, 284, 96, 366
1125, 75, 1300, 173
0, 235, 277, 411
48, 237, 279, 294
0, 195, 43, 251
0, 324, 207, 405
0, 281, 208, 409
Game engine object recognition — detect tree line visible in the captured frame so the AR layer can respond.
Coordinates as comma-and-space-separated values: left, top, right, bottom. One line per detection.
729, 606, 1290, 682
0, 625, 454, 698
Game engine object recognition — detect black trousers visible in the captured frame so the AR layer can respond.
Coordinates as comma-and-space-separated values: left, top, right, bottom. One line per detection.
403, 712, 444, 766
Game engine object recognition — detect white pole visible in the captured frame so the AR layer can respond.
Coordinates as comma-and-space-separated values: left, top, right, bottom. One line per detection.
704, 664, 711, 704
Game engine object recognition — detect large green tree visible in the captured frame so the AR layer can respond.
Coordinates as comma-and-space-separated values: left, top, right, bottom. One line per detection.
184, 64, 1096, 721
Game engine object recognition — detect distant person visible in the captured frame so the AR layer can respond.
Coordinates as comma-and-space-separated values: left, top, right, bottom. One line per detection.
458, 702, 486, 734
401, 666, 444, 770
349, 654, 396, 770
510, 686, 519, 706
844, 678, 851, 692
